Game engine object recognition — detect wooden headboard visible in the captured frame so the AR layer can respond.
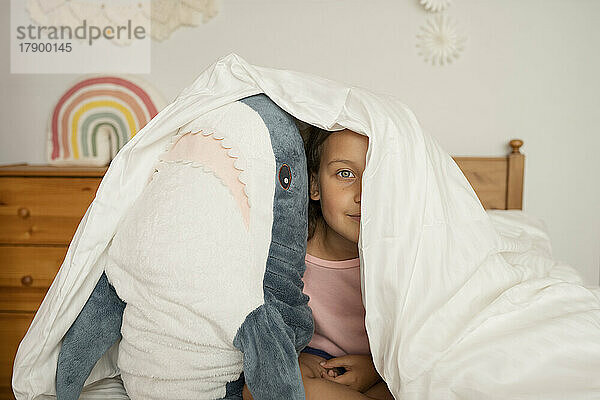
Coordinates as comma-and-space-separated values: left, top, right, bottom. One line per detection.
452, 139, 524, 210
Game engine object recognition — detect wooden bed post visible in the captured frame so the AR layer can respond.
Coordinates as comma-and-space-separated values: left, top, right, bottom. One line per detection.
506, 139, 524, 209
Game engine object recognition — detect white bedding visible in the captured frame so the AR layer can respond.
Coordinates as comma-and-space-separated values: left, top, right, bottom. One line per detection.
487, 210, 553, 258
487, 210, 593, 288
69, 210, 592, 400
78, 376, 129, 400
12, 54, 600, 399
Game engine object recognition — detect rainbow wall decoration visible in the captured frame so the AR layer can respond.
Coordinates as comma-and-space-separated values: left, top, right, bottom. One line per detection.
47, 75, 166, 166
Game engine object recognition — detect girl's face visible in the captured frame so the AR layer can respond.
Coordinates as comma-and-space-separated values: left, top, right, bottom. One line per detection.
310, 129, 368, 249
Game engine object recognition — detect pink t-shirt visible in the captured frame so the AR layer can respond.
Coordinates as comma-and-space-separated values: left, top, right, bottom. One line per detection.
302, 253, 371, 357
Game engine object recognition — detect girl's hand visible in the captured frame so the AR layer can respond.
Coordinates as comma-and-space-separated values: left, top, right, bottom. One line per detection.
242, 383, 253, 400
319, 354, 381, 392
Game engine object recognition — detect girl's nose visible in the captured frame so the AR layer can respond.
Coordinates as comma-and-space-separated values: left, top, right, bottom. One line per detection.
354, 188, 361, 203
354, 176, 362, 203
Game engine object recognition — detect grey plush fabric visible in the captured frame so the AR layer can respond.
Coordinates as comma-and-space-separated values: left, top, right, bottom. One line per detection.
223, 373, 245, 399
56, 272, 125, 400
234, 94, 313, 400
55, 94, 313, 400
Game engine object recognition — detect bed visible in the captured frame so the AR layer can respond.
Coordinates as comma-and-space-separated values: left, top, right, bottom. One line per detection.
0, 138, 528, 398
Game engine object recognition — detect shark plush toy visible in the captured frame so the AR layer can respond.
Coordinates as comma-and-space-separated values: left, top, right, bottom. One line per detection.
55, 94, 313, 399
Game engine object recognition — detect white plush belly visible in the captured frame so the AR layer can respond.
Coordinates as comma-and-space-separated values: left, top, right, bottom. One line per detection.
105, 162, 264, 399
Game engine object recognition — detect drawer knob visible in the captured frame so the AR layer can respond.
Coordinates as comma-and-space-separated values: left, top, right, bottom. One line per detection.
21, 275, 33, 286
18, 207, 30, 218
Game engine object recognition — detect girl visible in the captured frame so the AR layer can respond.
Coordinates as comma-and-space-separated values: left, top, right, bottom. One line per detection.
244, 126, 393, 400
296, 126, 394, 400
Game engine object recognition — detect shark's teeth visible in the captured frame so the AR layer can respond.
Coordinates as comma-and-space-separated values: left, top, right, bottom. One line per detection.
227, 148, 240, 158
233, 158, 245, 171
220, 137, 234, 149
158, 129, 251, 231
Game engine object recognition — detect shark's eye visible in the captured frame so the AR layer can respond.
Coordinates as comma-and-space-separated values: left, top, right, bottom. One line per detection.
279, 164, 291, 190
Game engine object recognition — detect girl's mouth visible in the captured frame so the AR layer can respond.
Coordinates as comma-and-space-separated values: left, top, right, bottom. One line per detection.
348, 214, 361, 222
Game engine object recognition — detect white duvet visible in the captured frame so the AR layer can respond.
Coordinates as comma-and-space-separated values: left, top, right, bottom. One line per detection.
13, 53, 600, 399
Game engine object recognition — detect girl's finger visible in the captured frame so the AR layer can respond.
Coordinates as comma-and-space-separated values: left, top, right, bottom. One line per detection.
320, 356, 350, 368
321, 371, 335, 381
321, 370, 353, 385
333, 374, 353, 385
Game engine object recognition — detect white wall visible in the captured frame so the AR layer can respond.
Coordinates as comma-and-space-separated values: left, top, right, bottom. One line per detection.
1, 0, 599, 285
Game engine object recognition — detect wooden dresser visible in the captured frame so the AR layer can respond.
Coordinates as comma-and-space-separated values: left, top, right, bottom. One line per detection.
0, 165, 106, 399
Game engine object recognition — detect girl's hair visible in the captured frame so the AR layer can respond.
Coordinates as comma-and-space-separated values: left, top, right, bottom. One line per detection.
301, 124, 334, 240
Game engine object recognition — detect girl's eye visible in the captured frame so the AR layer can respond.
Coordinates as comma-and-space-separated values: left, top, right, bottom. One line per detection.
337, 170, 355, 179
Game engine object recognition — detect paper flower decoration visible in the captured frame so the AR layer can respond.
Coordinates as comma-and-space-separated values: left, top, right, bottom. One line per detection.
151, 0, 218, 41
26, 0, 218, 44
419, 0, 452, 13
416, 14, 467, 66
47, 76, 166, 166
